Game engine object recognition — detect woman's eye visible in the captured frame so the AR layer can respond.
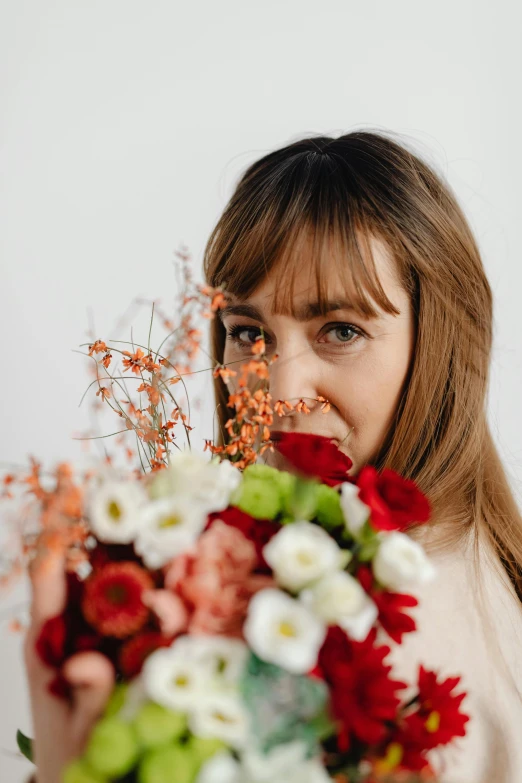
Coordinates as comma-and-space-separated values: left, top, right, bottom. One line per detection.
225, 322, 362, 350
321, 323, 362, 345
225, 324, 267, 347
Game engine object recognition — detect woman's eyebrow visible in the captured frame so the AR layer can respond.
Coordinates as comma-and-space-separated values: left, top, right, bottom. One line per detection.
218, 299, 365, 323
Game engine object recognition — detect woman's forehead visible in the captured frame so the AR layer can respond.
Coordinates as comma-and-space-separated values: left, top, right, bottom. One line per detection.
224, 234, 404, 320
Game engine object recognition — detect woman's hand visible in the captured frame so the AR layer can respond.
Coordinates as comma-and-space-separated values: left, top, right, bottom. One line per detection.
24, 547, 115, 783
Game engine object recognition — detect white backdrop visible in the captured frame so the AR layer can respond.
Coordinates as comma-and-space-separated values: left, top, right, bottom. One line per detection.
1, 1, 521, 779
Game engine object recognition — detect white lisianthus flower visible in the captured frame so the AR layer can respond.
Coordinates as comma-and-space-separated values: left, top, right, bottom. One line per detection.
197, 743, 331, 783
87, 479, 147, 544
244, 588, 326, 675
190, 691, 250, 749
301, 571, 378, 641
262, 520, 346, 592
173, 634, 248, 685
134, 495, 208, 568
142, 645, 210, 712
150, 451, 242, 513
373, 532, 436, 591
339, 481, 370, 536
196, 752, 240, 783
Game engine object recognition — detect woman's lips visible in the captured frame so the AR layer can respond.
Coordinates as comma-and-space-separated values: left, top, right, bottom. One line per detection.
269, 429, 340, 445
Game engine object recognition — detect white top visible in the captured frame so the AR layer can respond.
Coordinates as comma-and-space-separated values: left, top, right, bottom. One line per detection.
388, 526, 522, 782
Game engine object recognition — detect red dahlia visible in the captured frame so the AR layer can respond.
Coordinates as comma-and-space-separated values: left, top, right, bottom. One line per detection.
119, 631, 174, 678
317, 626, 406, 751
402, 666, 469, 751
356, 466, 431, 531
358, 566, 418, 645
82, 561, 154, 638
274, 432, 353, 487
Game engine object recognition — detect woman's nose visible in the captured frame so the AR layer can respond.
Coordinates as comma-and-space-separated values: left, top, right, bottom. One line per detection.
267, 345, 318, 405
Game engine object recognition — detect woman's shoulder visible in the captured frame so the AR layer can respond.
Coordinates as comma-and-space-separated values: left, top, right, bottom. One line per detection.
387, 524, 522, 783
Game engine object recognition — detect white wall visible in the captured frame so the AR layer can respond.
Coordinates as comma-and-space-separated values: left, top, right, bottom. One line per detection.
1, 0, 521, 779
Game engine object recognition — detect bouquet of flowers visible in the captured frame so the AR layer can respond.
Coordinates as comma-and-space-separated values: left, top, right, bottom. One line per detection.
2, 250, 469, 782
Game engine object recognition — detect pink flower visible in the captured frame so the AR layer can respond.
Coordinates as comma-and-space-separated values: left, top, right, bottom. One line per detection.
142, 589, 189, 637
164, 520, 274, 637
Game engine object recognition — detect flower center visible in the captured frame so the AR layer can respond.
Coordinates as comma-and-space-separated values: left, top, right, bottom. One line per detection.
159, 514, 182, 528
212, 711, 236, 724
107, 500, 122, 521
425, 710, 441, 733
278, 621, 297, 638
106, 584, 128, 605
296, 550, 314, 566
174, 674, 189, 687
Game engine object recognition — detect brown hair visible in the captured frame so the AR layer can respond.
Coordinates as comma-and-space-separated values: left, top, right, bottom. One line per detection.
202, 129, 522, 599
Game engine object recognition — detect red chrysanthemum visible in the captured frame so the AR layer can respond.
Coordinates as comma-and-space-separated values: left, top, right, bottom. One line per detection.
274, 432, 353, 487
82, 561, 154, 638
358, 566, 418, 645
207, 506, 280, 572
402, 666, 469, 751
356, 466, 431, 532
317, 626, 406, 751
119, 631, 174, 678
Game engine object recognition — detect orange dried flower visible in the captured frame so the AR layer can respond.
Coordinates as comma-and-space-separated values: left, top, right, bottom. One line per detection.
95, 386, 111, 400
88, 340, 107, 356
122, 348, 146, 375
251, 336, 266, 355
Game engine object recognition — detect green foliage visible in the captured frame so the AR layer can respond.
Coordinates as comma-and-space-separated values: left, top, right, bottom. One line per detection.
239, 653, 329, 756
16, 729, 33, 763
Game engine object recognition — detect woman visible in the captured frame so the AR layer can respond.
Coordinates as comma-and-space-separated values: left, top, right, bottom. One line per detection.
25, 130, 522, 782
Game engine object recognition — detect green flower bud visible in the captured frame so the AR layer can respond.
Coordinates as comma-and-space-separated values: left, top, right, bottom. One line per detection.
85, 716, 139, 778
315, 483, 345, 530
186, 735, 227, 765
103, 683, 129, 718
233, 475, 281, 519
138, 744, 197, 783
133, 702, 187, 748
63, 759, 107, 783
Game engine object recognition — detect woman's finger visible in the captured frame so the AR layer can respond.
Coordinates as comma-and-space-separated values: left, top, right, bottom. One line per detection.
63, 651, 116, 749
28, 545, 67, 628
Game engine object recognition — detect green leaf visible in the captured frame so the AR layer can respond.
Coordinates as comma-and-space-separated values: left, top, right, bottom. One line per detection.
240, 653, 329, 756
16, 729, 34, 762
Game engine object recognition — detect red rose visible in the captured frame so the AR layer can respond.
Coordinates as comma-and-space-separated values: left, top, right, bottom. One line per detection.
356, 466, 431, 531
317, 626, 406, 751
274, 432, 353, 487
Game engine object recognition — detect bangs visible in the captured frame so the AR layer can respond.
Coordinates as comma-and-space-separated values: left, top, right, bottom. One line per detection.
205, 150, 402, 320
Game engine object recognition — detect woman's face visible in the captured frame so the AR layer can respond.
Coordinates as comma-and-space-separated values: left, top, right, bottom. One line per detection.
220, 235, 416, 476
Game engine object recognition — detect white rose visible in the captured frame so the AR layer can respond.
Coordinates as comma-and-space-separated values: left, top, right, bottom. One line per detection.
87, 479, 147, 544
134, 495, 208, 568
262, 520, 346, 592
373, 532, 436, 591
301, 571, 378, 641
244, 588, 326, 675
339, 481, 370, 536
